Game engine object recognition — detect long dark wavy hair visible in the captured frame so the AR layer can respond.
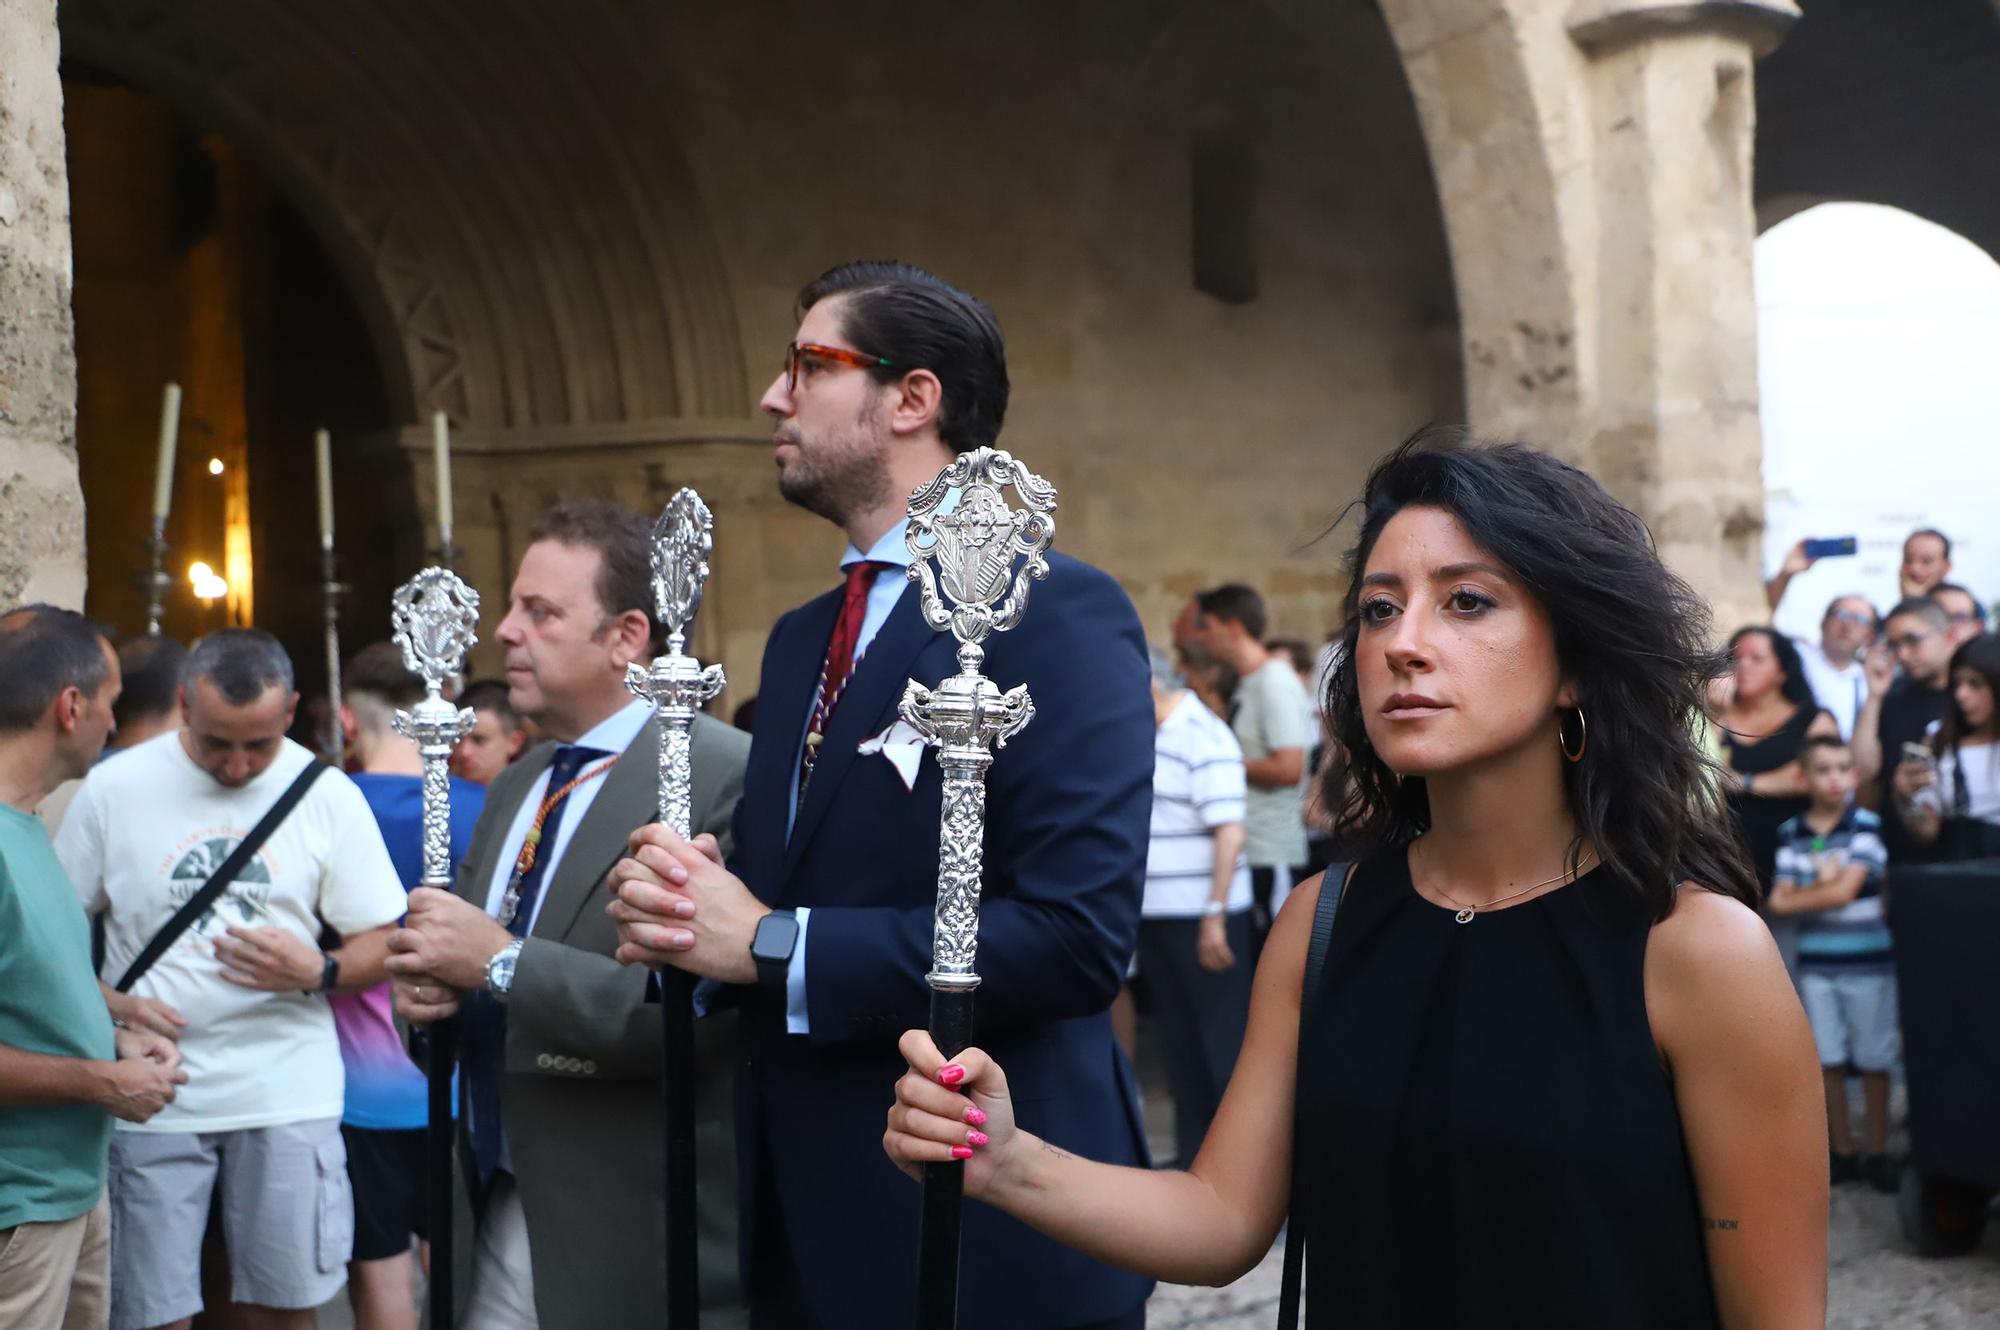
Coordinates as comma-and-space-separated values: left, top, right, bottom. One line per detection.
1725, 626, 1819, 713
1319, 429, 1758, 919
1932, 633, 2000, 812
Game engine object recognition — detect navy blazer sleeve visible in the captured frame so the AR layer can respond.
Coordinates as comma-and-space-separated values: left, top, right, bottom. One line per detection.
798, 560, 1153, 1044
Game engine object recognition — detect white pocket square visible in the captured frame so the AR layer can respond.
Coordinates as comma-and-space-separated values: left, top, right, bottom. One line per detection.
858, 720, 928, 792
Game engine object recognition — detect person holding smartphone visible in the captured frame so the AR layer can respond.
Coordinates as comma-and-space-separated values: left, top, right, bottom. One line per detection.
1855, 599, 1956, 864
1899, 634, 2000, 860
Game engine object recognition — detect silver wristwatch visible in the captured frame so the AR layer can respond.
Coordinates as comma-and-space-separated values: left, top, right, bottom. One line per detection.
485, 940, 524, 1003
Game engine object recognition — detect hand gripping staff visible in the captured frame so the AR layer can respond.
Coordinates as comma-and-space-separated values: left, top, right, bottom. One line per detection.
389, 567, 480, 1330
625, 489, 728, 1329
899, 448, 1057, 1329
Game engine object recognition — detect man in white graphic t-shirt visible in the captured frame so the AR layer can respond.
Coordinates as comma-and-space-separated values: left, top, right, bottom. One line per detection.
56, 630, 407, 1330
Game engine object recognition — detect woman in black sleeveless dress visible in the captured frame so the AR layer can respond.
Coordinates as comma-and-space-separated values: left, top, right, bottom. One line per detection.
1718, 625, 1838, 892
887, 432, 1828, 1327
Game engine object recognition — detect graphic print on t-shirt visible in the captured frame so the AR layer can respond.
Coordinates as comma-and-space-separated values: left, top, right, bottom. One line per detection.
165, 835, 274, 938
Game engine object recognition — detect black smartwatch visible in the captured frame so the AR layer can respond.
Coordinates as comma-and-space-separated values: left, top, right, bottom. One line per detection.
749, 911, 800, 993
315, 952, 340, 994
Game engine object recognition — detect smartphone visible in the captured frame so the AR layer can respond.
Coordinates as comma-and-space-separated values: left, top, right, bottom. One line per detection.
1803, 536, 1859, 560
1901, 741, 1937, 769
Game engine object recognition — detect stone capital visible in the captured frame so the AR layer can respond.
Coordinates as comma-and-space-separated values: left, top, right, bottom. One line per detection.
1567, 0, 1800, 57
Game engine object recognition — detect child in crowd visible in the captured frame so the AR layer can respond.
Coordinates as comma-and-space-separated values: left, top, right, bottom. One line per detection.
1767, 735, 1899, 1192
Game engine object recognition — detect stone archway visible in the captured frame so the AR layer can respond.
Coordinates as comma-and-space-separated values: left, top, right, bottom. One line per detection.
1377, 0, 1800, 629
58, 0, 748, 433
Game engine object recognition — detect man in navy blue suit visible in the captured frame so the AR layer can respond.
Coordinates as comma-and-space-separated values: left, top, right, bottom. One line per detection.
607, 261, 1155, 1329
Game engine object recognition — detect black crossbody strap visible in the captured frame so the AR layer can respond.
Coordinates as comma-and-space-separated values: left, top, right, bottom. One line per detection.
115, 762, 329, 994
1277, 862, 1350, 1330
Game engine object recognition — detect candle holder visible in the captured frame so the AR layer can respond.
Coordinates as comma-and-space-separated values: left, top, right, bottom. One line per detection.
140, 521, 172, 637
320, 542, 349, 764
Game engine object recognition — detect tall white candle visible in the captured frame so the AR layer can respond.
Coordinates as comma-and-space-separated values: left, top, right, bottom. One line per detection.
152, 382, 182, 522
314, 429, 335, 547
432, 411, 455, 546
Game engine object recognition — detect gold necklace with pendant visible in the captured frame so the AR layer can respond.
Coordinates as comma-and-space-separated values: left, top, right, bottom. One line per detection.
1423, 848, 1596, 924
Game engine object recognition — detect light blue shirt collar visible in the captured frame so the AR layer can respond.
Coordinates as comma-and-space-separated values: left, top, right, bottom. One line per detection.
571, 696, 653, 755
839, 517, 916, 573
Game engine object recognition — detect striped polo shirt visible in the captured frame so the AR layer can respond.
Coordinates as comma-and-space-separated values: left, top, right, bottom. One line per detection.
1144, 693, 1252, 919
1776, 805, 1892, 970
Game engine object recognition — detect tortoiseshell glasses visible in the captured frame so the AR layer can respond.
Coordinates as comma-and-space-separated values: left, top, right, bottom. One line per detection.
785, 341, 893, 392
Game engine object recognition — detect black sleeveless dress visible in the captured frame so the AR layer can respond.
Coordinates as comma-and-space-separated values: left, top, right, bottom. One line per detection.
1724, 704, 1830, 893
1296, 850, 1719, 1328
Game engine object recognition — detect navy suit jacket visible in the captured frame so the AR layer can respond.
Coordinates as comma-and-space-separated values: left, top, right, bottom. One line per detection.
727, 549, 1156, 1330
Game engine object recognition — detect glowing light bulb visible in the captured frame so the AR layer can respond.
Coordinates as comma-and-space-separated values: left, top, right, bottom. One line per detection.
207, 458, 224, 476
187, 561, 214, 584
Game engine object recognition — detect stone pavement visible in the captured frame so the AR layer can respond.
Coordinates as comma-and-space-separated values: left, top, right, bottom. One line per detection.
315, 1049, 2000, 1329
1144, 1184, 2000, 1328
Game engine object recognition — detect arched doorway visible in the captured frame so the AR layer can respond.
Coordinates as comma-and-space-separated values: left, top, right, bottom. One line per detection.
62, 69, 407, 713
1758, 201, 2000, 639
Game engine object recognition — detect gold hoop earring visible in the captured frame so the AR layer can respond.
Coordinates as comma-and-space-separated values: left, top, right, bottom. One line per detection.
1559, 708, 1587, 763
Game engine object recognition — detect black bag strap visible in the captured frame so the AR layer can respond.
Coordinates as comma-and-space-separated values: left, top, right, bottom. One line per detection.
1277, 861, 1351, 1330
115, 762, 329, 994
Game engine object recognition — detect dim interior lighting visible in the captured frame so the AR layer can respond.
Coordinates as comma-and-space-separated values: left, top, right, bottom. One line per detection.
208, 457, 225, 475
187, 561, 227, 602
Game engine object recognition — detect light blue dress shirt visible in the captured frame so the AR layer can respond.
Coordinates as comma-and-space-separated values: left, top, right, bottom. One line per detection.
784, 519, 917, 1034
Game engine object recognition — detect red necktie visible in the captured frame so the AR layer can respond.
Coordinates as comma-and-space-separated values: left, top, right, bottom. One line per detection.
803, 560, 896, 784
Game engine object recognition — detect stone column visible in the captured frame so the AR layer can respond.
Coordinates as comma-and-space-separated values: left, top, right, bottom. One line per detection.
1568, 0, 1798, 632
0, 0, 83, 609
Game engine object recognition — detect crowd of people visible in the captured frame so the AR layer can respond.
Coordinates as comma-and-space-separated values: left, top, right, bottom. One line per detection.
0, 257, 1973, 1329
1710, 529, 1998, 1195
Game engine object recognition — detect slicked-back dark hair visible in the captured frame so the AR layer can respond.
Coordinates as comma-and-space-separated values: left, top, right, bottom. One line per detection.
113, 635, 186, 730
526, 500, 662, 653
1319, 428, 1758, 919
1727, 626, 1819, 711
797, 260, 1009, 455
185, 629, 294, 705
1195, 584, 1270, 643
0, 604, 113, 734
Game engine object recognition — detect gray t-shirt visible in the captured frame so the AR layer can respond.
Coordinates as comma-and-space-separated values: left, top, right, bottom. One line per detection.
1231, 657, 1312, 867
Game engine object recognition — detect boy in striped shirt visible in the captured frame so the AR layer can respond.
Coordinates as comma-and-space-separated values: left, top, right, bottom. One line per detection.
1767, 735, 1897, 1192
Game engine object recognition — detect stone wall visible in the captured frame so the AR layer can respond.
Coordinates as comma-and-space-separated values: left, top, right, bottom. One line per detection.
0, 0, 83, 610
421, 0, 1460, 690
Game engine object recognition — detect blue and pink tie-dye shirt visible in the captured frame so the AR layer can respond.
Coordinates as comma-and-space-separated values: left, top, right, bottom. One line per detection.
336, 772, 484, 1130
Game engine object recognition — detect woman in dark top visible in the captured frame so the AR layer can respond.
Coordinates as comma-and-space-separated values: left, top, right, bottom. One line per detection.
885, 431, 1827, 1326
1717, 627, 1838, 894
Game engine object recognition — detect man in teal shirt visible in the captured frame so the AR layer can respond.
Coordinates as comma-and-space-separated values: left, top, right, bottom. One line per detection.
0, 605, 184, 1330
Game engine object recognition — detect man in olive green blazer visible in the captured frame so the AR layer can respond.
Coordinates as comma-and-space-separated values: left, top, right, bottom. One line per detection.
390, 501, 750, 1330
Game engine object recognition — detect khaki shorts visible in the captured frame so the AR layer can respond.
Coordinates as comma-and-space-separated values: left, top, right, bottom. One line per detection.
107, 1119, 350, 1330
0, 1196, 108, 1330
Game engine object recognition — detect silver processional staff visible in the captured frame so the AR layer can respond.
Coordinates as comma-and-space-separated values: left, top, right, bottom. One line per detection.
390, 566, 480, 1330
625, 488, 727, 1330
900, 447, 1057, 1329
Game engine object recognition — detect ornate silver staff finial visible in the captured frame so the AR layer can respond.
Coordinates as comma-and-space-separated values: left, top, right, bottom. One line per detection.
626, 488, 728, 837
899, 447, 1057, 990
905, 447, 1058, 1328
390, 567, 481, 888
625, 488, 726, 1330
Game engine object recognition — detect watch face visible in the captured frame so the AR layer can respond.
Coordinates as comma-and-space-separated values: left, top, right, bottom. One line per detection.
752, 913, 800, 962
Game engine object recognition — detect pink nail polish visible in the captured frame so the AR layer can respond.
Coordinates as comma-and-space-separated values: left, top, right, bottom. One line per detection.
963, 1106, 988, 1126
951, 1146, 974, 1160
966, 1130, 990, 1148
937, 1064, 966, 1087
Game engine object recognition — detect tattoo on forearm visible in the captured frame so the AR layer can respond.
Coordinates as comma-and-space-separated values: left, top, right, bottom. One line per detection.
1039, 1140, 1073, 1163
1702, 1218, 1740, 1232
